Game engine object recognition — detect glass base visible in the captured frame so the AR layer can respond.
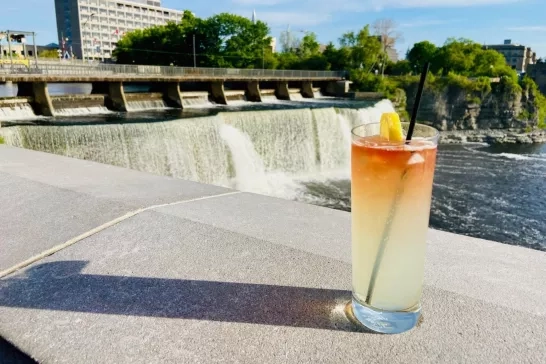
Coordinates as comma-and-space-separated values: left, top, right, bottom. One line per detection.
351, 298, 421, 334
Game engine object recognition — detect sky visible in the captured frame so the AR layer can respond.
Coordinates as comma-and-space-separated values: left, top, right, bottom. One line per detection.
2, 0, 546, 58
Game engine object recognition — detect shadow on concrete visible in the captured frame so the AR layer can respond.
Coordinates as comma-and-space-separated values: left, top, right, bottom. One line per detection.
0, 261, 364, 333
0, 337, 37, 364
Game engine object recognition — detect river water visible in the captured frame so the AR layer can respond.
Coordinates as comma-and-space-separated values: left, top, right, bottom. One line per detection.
0, 86, 544, 251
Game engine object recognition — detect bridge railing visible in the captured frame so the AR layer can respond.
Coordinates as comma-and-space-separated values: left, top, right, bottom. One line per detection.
0, 62, 347, 79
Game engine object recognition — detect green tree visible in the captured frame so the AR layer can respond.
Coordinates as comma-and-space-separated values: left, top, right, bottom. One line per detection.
407, 41, 437, 73
297, 32, 320, 58
432, 38, 483, 75
473, 49, 512, 77
38, 49, 59, 58
339, 25, 382, 71
386, 60, 412, 75
113, 10, 271, 68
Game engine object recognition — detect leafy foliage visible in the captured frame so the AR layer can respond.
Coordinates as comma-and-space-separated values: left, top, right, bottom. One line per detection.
114, 11, 272, 68
405, 38, 516, 78
520, 76, 546, 128
38, 49, 60, 58
406, 41, 437, 73
111, 11, 546, 127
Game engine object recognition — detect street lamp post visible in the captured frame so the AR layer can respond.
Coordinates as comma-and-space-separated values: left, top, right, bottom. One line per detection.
32, 32, 38, 68
193, 34, 196, 68
82, 13, 96, 62
7, 30, 13, 70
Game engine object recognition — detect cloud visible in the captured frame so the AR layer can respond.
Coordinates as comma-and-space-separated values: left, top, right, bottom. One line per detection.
507, 26, 546, 32
399, 19, 459, 28
232, 0, 525, 12
234, 10, 332, 27
231, 0, 291, 5
352, 0, 523, 10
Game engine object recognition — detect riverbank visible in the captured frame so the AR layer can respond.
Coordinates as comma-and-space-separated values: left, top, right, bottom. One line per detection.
439, 128, 546, 144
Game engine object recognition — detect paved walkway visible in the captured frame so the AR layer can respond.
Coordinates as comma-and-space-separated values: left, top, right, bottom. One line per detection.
0, 145, 545, 363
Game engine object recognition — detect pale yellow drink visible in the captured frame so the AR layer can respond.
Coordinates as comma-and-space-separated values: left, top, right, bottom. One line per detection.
351, 121, 438, 333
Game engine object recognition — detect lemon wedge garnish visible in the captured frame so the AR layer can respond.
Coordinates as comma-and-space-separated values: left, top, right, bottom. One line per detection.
380, 112, 404, 142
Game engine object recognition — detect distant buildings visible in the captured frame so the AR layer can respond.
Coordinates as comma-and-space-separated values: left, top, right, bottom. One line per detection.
54, 0, 184, 60
0, 31, 57, 60
485, 39, 537, 73
527, 62, 546, 94
0, 43, 58, 58
375, 36, 399, 62
269, 37, 277, 53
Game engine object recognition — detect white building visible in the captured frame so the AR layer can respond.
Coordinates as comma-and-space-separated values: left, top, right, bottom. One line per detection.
54, 0, 183, 61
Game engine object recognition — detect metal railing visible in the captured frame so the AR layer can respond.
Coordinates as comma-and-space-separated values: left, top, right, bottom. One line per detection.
0, 61, 347, 79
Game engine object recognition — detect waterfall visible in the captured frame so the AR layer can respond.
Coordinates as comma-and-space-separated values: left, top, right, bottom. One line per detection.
5, 116, 231, 185
338, 114, 352, 161
126, 100, 169, 111
222, 108, 317, 174
219, 124, 299, 198
312, 108, 350, 172
337, 99, 394, 128
0, 103, 36, 121
182, 96, 213, 108
54, 106, 111, 116
261, 95, 278, 102
2, 100, 393, 198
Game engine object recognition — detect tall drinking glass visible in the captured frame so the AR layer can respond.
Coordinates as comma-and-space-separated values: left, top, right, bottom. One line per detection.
351, 122, 439, 334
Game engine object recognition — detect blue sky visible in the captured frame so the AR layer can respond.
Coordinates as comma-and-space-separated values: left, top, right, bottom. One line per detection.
3, 0, 546, 58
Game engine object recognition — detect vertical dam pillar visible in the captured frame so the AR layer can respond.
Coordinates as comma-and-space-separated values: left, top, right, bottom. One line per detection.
17, 82, 54, 116
245, 81, 262, 102
209, 81, 228, 105
301, 81, 314, 98
275, 81, 290, 101
162, 82, 183, 108
105, 82, 128, 112
91, 81, 128, 111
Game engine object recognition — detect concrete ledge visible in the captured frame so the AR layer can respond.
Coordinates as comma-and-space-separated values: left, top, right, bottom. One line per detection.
0, 145, 545, 363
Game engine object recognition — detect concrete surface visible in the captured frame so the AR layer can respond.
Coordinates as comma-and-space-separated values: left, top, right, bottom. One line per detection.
0, 145, 545, 363
0, 146, 230, 272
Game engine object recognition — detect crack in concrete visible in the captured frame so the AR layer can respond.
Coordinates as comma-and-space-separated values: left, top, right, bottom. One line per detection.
0, 191, 242, 279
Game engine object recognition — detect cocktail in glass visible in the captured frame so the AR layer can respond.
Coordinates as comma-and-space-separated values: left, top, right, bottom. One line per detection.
351, 122, 439, 334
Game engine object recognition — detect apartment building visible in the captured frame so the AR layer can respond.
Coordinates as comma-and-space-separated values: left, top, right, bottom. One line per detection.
54, 0, 183, 60
527, 62, 546, 94
485, 39, 537, 73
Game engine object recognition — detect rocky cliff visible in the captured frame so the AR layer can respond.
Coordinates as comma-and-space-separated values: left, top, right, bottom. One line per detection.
400, 81, 539, 131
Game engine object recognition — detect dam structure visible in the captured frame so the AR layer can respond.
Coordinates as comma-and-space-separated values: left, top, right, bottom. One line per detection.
0, 63, 349, 116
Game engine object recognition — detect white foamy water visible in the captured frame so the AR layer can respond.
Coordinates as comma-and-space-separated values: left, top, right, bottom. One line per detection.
497, 153, 546, 161
182, 97, 214, 108
126, 100, 169, 111
0, 104, 37, 121
2, 101, 392, 200
54, 106, 112, 116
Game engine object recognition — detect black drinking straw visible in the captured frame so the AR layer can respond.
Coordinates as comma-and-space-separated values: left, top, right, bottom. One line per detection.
406, 62, 430, 142
364, 62, 431, 306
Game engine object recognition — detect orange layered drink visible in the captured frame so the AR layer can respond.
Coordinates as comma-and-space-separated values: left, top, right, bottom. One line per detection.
351, 114, 438, 334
